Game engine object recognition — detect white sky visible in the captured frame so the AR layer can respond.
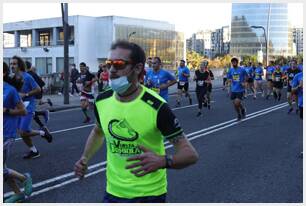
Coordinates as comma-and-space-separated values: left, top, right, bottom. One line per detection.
2, 3, 303, 39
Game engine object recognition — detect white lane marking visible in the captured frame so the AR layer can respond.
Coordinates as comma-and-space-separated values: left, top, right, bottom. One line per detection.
172, 101, 216, 111
165, 102, 287, 146
186, 104, 288, 143
50, 107, 80, 114
30, 167, 107, 197
4, 103, 287, 198
14, 101, 217, 142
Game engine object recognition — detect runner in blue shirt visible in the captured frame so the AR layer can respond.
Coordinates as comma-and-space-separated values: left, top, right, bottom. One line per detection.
175, 60, 192, 107
291, 72, 303, 119
3, 62, 33, 203
286, 59, 301, 114
227, 57, 248, 121
265, 61, 275, 99
254, 62, 266, 99
244, 62, 255, 99
144, 57, 176, 102
10, 56, 52, 159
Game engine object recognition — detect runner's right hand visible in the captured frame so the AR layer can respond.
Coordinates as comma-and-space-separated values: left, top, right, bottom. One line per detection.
74, 157, 88, 179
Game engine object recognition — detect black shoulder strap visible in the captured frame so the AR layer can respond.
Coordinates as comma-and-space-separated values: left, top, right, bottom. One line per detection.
96, 89, 114, 102
141, 91, 163, 110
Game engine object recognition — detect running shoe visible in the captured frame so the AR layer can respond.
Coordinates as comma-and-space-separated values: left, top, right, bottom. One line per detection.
288, 108, 293, 114
175, 102, 181, 107
23, 151, 40, 159
43, 110, 50, 123
23, 173, 33, 196
41, 126, 53, 143
196, 112, 202, 117
4, 193, 25, 203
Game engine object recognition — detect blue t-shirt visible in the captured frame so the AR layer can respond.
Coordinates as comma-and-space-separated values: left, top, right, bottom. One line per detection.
3, 82, 22, 141
21, 72, 39, 113
298, 64, 303, 72
254, 67, 264, 80
281, 65, 290, 74
244, 66, 254, 78
266, 66, 275, 80
177, 66, 190, 82
227, 67, 248, 93
291, 72, 303, 107
145, 68, 176, 101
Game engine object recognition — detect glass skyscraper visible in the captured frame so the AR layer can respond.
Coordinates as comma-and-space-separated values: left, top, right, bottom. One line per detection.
230, 3, 293, 63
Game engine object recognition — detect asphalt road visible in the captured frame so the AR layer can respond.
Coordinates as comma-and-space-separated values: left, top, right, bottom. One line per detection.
4, 87, 303, 203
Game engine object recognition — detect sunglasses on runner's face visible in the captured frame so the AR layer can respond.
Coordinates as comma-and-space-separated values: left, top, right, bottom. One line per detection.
105, 59, 133, 70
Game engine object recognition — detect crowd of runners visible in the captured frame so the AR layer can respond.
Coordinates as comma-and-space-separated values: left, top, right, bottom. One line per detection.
3, 43, 303, 202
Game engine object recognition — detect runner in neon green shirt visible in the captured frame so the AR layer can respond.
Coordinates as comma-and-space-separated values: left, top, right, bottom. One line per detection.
74, 40, 199, 203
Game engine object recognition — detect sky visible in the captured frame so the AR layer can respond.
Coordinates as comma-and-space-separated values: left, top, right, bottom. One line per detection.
2, 2, 303, 39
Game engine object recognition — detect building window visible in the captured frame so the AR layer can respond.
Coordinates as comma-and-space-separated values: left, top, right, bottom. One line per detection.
39, 32, 51, 46
20, 34, 32, 47
56, 57, 74, 73
58, 26, 75, 45
35, 57, 52, 75
3, 33, 14, 48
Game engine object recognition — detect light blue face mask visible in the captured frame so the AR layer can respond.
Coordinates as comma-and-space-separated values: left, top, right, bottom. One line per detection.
109, 76, 132, 94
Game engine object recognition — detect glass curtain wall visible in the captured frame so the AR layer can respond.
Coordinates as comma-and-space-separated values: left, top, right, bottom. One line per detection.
115, 24, 184, 70
230, 3, 293, 63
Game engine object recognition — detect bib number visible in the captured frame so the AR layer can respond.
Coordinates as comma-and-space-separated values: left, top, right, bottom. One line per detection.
275, 77, 280, 82
197, 81, 204, 86
179, 81, 186, 86
233, 74, 240, 82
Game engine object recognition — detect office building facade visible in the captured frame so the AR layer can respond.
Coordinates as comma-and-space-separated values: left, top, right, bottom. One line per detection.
230, 3, 294, 63
3, 15, 184, 74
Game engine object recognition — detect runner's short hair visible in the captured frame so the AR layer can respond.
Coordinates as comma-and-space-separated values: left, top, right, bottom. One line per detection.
111, 40, 146, 69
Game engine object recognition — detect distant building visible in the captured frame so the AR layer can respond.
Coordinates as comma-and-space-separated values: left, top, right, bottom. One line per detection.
230, 3, 294, 63
293, 28, 303, 55
3, 15, 184, 74
187, 26, 230, 59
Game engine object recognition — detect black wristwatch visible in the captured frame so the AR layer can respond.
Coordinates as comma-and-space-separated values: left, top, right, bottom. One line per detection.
165, 154, 174, 169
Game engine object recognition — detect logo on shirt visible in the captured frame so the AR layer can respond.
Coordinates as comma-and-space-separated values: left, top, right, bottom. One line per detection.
108, 119, 139, 141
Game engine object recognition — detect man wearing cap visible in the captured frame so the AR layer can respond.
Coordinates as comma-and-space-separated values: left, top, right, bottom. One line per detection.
227, 57, 248, 121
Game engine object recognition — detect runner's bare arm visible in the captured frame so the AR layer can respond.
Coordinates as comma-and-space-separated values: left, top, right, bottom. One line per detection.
167, 133, 199, 169
81, 124, 105, 162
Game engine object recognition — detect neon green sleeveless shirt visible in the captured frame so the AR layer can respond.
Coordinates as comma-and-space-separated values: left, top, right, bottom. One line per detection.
95, 86, 167, 198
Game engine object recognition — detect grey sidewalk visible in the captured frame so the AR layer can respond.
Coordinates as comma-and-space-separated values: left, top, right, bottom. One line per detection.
46, 77, 223, 112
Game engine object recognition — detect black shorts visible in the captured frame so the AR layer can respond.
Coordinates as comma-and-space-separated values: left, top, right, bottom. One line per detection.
273, 82, 283, 89
177, 82, 189, 91
230, 92, 244, 100
267, 79, 273, 82
247, 78, 254, 83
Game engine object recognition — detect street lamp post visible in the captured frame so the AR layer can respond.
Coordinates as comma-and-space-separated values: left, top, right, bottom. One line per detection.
251, 25, 268, 66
